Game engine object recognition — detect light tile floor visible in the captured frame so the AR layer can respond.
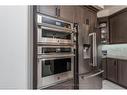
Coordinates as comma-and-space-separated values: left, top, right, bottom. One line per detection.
102, 80, 125, 89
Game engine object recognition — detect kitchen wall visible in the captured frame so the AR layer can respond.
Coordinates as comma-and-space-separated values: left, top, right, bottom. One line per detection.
102, 44, 127, 59
0, 6, 31, 89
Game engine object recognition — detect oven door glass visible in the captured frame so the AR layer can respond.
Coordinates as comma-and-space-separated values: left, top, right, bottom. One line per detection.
41, 47, 72, 54
42, 29, 71, 40
42, 58, 71, 77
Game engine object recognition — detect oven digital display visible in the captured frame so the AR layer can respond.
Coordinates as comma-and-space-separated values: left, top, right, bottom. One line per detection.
42, 16, 71, 29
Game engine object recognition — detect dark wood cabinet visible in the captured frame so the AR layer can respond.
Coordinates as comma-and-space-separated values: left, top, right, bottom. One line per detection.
74, 6, 84, 24
106, 58, 118, 83
102, 58, 107, 79
104, 58, 127, 88
118, 60, 127, 87
109, 8, 127, 43
37, 6, 58, 17
59, 6, 75, 22
37, 6, 75, 22
37, 6, 97, 25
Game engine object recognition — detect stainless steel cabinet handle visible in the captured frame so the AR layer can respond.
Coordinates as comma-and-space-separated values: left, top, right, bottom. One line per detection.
40, 26, 73, 33
57, 8, 60, 17
55, 7, 58, 16
80, 70, 104, 80
38, 23, 74, 32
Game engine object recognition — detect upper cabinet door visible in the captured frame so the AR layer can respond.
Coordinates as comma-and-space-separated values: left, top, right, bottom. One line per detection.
109, 8, 127, 44
107, 58, 118, 83
58, 6, 75, 22
74, 7, 84, 24
37, 6, 58, 17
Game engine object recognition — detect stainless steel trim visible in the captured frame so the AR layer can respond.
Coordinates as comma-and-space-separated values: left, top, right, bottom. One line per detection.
80, 70, 104, 80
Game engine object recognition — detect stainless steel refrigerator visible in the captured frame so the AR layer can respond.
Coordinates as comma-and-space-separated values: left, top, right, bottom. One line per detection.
78, 24, 103, 89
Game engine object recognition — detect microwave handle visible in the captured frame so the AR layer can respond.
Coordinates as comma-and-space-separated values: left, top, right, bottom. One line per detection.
88, 33, 97, 67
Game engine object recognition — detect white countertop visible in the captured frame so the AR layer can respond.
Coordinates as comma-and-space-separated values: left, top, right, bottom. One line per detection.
102, 55, 127, 60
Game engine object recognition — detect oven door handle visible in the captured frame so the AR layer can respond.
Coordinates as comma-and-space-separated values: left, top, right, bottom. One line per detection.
88, 33, 97, 67
39, 23, 74, 33
38, 56, 73, 61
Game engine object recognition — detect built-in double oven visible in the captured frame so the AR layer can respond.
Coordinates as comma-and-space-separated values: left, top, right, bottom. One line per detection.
37, 14, 76, 89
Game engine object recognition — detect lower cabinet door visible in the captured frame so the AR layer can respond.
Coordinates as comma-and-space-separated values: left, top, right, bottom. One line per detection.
102, 58, 107, 79
107, 58, 118, 83
118, 60, 127, 87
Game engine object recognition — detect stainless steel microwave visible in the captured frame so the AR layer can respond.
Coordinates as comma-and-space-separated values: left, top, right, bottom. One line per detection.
37, 14, 74, 45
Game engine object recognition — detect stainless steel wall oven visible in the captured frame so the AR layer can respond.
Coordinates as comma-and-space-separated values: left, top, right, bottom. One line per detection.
36, 14, 76, 89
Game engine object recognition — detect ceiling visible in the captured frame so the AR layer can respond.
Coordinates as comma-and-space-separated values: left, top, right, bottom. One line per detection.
97, 5, 127, 17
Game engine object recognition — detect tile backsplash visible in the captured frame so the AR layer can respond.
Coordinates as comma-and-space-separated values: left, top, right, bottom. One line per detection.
102, 44, 127, 59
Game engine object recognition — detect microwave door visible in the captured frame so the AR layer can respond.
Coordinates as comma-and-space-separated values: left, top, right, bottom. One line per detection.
89, 33, 97, 67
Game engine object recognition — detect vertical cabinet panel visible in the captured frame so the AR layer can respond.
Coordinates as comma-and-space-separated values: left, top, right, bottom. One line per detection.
37, 6, 58, 17
118, 60, 127, 87
109, 9, 127, 43
74, 7, 84, 23
107, 58, 118, 83
106, 58, 127, 88
102, 58, 107, 79
59, 6, 75, 22
110, 15, 121, 43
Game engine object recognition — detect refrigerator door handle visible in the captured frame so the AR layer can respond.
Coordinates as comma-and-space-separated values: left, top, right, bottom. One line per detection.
88, 33, 97, 66
80, 70, 104, 80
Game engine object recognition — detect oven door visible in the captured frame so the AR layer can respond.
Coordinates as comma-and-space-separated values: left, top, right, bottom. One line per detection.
37, 57, 73, 89
37, 26, 73, 45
